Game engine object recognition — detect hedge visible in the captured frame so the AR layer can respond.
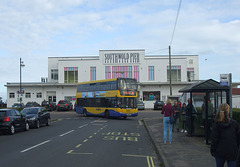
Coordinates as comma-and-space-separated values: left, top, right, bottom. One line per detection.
232, 108, 240, 124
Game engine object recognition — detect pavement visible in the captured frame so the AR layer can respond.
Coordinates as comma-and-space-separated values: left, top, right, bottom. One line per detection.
143, 116, 216, 167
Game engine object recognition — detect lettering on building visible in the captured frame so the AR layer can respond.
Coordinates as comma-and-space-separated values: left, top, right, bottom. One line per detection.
104, 53, 140, 64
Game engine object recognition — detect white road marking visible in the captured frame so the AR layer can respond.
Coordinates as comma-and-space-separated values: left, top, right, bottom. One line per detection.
21, 140, 51, 153
92, 124, 104, 126
59, 130, 75, 137
79, 124, 88, 128
91, 120, 107, 123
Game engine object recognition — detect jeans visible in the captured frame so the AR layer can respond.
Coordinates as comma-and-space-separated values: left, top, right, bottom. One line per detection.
182, 120, 186, 130
163, 117, 173, 142
215, 157, 236, 167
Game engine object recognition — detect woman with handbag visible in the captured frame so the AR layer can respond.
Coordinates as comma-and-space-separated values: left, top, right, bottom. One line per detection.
210, 103, 240, 167
161, 98, 175, 144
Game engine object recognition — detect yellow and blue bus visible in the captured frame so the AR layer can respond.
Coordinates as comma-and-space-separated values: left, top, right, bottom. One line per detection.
76, 78, 138, 118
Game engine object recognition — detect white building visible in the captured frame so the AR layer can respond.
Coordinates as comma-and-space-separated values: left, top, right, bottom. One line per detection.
6, 49, 199, 108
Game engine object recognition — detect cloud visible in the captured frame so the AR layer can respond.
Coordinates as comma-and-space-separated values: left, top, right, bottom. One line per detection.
0, 0, 240, 101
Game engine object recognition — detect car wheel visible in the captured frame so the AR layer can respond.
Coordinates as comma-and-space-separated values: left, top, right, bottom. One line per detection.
35, 120, 40, 128
46, 118, 51, 126
9, 124, 15, 135
25, 122, 30, 131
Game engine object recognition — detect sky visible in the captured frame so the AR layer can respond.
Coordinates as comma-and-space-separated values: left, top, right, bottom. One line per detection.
0, 0, 240, 102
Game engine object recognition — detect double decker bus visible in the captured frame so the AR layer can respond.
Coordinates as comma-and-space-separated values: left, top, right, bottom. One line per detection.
76, 78, 138, 119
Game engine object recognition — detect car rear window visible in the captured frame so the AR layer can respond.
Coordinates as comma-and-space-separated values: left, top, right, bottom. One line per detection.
21, 108, 38, 115
42, 101, 49, 105
58, 101, 67, 104
0, 111, 7, 119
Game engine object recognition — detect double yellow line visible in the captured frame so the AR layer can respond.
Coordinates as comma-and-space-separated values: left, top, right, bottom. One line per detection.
122, 154, 155, 167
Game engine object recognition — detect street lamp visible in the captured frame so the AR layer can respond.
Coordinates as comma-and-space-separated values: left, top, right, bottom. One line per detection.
115, 71, 124, 78
19, 58, 25, 104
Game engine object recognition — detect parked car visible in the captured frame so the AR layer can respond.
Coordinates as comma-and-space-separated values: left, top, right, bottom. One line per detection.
41, 101, 56, 111
154, 101, 165, 110
0, 109, 29, 135
57, 100, 73, 111
12, 103, 24, 108
21, 107, 51, 128
137, 101, 145, 110
25, 101, 41, 107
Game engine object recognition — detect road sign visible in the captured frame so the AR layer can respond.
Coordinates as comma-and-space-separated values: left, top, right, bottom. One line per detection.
17, 90, 25, 94
220, 74, 230, 86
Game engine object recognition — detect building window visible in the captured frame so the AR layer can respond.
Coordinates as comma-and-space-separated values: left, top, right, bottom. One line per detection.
48, 96, 56, 102
9, 93, 15, 98
148, 66, 154, 81
51, 69, 58, 80
112, 66, 132, 78
90, 67, 96, 81
134, 66, 139, 82
64, 67, 78, 83
105, 66, 111, 79
167, 65, 181, 82
187, 68, 194, 81
188, 59, 193, 64
36, 92, 42, 98
143, 91, 160, 101
25, 93, 31, 98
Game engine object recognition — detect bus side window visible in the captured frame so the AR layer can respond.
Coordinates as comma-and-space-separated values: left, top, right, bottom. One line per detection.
111, 81, 117, 90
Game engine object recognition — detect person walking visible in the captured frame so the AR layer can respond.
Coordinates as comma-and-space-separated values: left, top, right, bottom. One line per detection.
210, 103, 240, 167
161, 99, 175, 144
180, 103, 187, 133
173, 100, 180, 132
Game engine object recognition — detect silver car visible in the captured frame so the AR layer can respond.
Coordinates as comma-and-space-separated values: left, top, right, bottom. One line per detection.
137, 101, 145, 110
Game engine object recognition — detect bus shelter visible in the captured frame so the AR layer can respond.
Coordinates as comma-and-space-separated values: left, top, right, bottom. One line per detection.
179, 79, 230, 144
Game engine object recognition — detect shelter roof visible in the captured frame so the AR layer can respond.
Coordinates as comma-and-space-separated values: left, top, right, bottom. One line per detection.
179, 79, 229, 93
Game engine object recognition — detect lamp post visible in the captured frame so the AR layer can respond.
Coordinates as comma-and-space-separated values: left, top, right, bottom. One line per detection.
116, 71, 124, 78
19, 58, 25, 104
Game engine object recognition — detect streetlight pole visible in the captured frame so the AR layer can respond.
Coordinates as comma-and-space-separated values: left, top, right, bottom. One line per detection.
169, 46, 172, 96
19, 58, 25, 104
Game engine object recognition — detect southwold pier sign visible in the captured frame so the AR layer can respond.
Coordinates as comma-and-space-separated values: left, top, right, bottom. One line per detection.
104, 52, 140, 64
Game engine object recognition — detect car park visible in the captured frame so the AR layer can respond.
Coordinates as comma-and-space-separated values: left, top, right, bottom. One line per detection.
0, 109, 29, 135
21, 107, 51, 128
57, 100, 73, 111
41, 101, 56, 111
153, 101, 165, 110
25, 101, 41, 107
137, 101, 145, 110
12, 103, 24, 108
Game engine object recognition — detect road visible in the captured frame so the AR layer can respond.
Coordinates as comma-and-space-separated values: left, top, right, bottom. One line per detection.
0, 110, 162, 167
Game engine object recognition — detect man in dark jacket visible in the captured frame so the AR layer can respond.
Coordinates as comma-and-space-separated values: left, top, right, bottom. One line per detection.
184, 98, 196, 136
173, 100, 180, 132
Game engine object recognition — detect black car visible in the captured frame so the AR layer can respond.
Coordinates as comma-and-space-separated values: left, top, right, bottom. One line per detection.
41, 101, 56, 111
57, 100, 73, 111
0, 109, 29, 135
12, 103, 24, 108
25, 101, 41, 107
154, 101, 165, 110
21, 107, 51, 128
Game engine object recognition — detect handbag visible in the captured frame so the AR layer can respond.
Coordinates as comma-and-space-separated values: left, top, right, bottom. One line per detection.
170, 107, 176, 124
